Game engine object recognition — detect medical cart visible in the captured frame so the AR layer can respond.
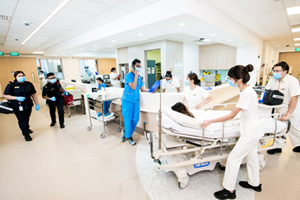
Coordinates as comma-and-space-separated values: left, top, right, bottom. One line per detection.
87, 96, 123, 139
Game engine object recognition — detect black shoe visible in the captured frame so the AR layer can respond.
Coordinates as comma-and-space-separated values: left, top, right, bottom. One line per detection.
267, 148, 282, 154
293, 146, 300, 153
29, 129, 33, 134
50, 122, 56, 127
60, 124, 65, 129
214, 188, 236, 199
24, 135, 32, 142
239, 181, 262, 192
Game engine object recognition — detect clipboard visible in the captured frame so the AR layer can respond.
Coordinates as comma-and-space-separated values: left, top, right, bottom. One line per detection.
148, 80, 160, 93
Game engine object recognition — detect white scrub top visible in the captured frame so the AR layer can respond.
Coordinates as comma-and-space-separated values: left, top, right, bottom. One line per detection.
110, 72, 120, 87
183, 86, 210, 109
162, 77, 180, 93
236, 86, 264, 139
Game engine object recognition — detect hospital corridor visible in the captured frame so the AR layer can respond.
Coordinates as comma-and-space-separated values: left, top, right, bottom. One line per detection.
1, 0, 300, 200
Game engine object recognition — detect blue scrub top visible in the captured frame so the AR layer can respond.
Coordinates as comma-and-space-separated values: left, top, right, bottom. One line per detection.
98, 82, 106, 90
121, 72, 144, 103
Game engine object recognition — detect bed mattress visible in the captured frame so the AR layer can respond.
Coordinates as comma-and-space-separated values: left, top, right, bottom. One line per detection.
159, 109, 287, 139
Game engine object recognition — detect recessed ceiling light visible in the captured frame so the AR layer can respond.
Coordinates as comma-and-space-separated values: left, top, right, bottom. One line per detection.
93, 45, 98, 47
204, 39, 211, 42
210, 34, 216, 36
292, 28, 300, 32
239, 43, 243, 45
295, 43, 300, 46
138, 33, 143, 36
32, 52, 44, 54
108, 45, 114, 48
178, 23, 186, 26
287, 6, 300, 15
111, 40, 116, 42
80, 48, 84, 50
294, 38, 300, 41
227, 39, 232, 41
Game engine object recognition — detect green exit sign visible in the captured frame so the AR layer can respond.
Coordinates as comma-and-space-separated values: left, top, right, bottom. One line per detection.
0, 52, 3, 56
10, 52, 19, 56
295, 48, 300, 51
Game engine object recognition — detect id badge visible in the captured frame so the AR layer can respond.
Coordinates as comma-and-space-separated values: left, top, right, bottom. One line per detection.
19, 105, 24, 111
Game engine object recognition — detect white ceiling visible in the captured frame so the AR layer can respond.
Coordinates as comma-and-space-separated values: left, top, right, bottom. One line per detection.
0, 0, 299, 55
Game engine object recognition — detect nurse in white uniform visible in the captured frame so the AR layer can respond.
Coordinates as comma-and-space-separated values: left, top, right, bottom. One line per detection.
110, 67, 120, 87
181, 73, 212, 109
201, 64, 263, 200
162, 71, 180, 93
265, 61, 300, 154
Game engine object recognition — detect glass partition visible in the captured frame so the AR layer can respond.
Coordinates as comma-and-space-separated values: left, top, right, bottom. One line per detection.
39, 59, 64, 80
79, 60, 98, 84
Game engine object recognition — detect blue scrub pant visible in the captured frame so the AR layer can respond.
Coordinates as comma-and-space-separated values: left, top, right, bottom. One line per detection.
122, 100, 140, 139
98, 101, 111, 116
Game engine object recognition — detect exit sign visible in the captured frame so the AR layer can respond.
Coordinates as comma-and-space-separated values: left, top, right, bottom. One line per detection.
10, 52, 19, 56
295, 48, 300, 51
0, 52, 3, 56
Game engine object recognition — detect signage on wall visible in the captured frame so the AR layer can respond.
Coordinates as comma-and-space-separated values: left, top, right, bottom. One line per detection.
0, 52, 3, 56
10, 52, 19, 56
295, 48, 300, 51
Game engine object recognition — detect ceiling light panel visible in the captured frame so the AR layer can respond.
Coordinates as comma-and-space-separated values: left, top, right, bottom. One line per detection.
92, 0, 124, 6
114, 0, 150, 12
287, 6, 300, 15
66, 0, 110, 15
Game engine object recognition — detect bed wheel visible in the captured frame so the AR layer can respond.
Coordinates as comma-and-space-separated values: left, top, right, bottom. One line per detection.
104, 122, 107, 126
178, 176, 189, 189
100, 132, 106, 139
68, 114, 71, 118
218, 165, 226, 171
259, 159, 266, 171
87, 126, 92, 131
117, 128, 122, 132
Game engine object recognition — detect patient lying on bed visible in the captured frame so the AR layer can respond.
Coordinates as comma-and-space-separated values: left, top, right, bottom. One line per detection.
171, 102, 195, 118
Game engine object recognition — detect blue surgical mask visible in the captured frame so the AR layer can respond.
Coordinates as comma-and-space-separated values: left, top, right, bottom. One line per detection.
136, 68, 141, 73
17, 77, 26, 83
166, 80, 171, 83
273, 73, 281, 80
228, 80, 238, 87
185, 80, 190, 86
50, 78, 57, 84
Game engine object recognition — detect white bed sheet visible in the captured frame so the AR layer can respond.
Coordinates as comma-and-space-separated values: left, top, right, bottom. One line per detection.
160, 109, 287, 139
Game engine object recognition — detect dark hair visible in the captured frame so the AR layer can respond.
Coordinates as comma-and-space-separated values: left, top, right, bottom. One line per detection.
111, 67, 116, 72
187, 73, 200, 85
171, 102, 194, 118
14, 71, 25, 78
273, 61, 289, 72
132, 59, 141, 66
96, 77, 104, 82
47, 72, 55, 78
165, 71, 172, 78
227, 64, 254, 84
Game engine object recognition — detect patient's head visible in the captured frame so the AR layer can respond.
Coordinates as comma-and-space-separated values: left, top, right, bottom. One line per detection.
171, 102, 195, 118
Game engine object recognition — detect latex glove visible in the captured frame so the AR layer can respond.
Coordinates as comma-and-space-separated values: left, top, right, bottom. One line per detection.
50, 97, 56, 101
63, 91, 68, 95
16, 96, 26, 102
35, 104, 40, 111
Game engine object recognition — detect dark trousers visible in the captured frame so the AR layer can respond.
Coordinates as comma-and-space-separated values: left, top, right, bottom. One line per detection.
14, 107, 32, 135
48, 103, 64, 125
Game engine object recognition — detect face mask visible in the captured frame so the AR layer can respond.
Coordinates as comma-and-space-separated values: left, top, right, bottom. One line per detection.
136, 68, 141, 73
273, 73, 281, 80
228, 80, 238, 87
17, 77, 26, 83
185, 80, 190, 86
166, 80, 171, 83
50, 78, 57, 84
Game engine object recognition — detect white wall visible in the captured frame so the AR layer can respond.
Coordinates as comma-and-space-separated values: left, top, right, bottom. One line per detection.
61, 58, 81, 83
236, 45, 259, 86
183, 42, 199, 78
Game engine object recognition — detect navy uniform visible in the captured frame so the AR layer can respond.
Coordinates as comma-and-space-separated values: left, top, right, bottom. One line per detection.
42, 82, 64, 126
3, 80, 36, 135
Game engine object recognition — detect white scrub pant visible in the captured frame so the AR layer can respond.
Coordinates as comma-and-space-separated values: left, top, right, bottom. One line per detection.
223, 137, 260, 191
278, 101, 300, 147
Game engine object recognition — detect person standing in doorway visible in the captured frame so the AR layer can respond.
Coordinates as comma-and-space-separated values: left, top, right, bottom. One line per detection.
42, 73, 65, 129
120, 59, 152, 145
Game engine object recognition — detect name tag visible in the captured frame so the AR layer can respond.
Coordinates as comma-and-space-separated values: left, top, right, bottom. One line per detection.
14, 86, 20, 89
50, 88, 54, 91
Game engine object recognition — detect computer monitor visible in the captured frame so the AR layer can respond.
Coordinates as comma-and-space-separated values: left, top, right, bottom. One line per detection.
71, 79, 76, 82
103, 75, 110, 79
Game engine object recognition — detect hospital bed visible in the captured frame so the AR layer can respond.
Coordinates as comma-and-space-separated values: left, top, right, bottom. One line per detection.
144, 103, 290, 189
